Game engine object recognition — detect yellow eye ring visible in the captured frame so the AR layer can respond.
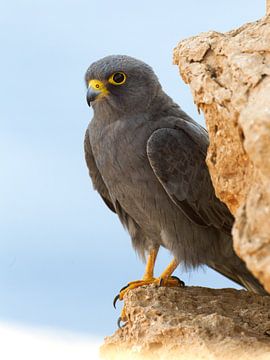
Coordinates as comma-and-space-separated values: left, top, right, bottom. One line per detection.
108, 72, 127, 86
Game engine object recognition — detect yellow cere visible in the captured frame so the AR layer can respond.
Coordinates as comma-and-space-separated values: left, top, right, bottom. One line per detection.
88, 79, 109, 95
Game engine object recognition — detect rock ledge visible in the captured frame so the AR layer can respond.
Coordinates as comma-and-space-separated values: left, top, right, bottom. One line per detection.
100, 285, 270, 360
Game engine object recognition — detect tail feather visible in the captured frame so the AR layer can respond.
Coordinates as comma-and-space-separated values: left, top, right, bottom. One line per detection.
208, 260, 268, 296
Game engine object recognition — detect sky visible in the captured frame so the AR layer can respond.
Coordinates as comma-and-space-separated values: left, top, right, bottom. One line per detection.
0, 0, 266, 346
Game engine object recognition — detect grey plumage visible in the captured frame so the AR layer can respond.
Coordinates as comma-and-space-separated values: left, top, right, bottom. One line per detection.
84, 55, 267, 295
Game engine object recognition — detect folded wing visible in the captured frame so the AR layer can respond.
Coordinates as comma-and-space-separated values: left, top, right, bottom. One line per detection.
146, 125, 234, 235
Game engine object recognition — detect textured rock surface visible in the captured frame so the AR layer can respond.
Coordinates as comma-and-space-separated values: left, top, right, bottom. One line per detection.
100, 285, 270, 360
173, 15, 270, 292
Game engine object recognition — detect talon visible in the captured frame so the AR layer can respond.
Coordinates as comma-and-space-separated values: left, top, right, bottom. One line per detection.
113, 294, 120, 309
171, 275, 185, 287
119, 284, 130, 293
111, 254, 183, 328
113, 284, 130, 308
117, 317, 126, 329
158, 275, 185, 288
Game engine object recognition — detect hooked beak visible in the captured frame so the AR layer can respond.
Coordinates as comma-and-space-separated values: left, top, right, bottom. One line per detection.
86, 79, 109, 107
86, 87, 102, 107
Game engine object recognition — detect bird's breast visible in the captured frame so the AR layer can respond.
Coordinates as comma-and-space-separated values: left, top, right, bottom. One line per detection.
89, 117, 168, 226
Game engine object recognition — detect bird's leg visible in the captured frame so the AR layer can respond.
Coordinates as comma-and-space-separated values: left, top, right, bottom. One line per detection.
117, 256, 183, 301
114, 247, 158, 325
114, 250, 185, 325
114, 248, 159, 306
142, 247, 158, 280
158, 258, 184, 286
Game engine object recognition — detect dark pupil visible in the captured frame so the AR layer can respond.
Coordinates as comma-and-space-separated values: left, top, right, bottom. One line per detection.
113, 72, 124, 83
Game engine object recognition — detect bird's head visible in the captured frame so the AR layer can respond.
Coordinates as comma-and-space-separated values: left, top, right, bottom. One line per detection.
85, 55, 161, 114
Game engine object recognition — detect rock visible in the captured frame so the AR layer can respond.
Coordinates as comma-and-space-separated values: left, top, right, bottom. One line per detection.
100, 285, 270, 360
173, 15, 270, 292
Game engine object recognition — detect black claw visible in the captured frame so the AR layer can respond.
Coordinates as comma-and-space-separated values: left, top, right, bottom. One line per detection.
117, 317, 126, 329
119, 284, 130, 292
159, 276, 185, 288
113, 284, 130, 308
113, 294, 120, 309
171, 276, 185, 287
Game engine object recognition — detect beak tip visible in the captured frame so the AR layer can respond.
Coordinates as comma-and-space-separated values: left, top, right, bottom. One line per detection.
86, 87, 101, 107
86, 96, 92, 107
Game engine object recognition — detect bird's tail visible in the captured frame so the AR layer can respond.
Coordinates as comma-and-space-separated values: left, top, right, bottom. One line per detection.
208, 257, 268, 296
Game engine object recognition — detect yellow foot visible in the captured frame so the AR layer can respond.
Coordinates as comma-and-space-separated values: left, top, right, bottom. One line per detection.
114, 275, 185, 327
119, 276, 184, 300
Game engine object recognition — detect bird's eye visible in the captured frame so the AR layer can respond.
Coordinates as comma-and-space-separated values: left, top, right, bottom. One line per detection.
108, 72, 126, 85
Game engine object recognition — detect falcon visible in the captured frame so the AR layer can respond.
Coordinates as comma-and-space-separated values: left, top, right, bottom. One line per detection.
84, 55, 267, 320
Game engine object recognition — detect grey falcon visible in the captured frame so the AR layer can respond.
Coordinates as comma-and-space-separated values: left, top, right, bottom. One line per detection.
84, 55, 267, 319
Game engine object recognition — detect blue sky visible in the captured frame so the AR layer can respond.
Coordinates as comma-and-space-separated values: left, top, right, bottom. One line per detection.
0, 0, 265, 337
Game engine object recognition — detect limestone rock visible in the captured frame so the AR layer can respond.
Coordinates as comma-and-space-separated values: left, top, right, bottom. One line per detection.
100, 285, 270, 360
173, 15, 270, 292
